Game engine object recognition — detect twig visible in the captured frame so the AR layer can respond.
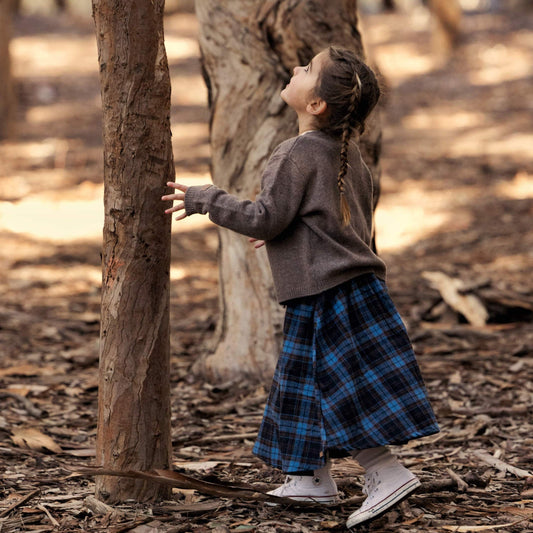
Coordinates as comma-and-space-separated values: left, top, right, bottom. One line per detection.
453, 405, 531, 417
84, 495, 120, 517
187, 432, 257, 445
442, 518, 528, 531
0, 392, 43, 418
446, 468, 469, 492
474, 450, 532, 478
0, 489, 40, 518
37, 504, 60, 527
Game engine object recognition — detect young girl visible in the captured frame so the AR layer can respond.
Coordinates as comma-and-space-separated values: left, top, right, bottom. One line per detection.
162, 46, 439, 528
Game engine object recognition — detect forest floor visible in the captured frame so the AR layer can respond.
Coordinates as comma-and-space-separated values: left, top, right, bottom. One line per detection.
1, 3, 533, 533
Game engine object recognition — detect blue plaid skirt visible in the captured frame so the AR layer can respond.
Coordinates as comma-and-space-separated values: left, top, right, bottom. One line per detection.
253, 274, 439, 473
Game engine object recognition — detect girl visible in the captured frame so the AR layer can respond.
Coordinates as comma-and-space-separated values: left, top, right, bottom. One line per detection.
162, 46, 439, 528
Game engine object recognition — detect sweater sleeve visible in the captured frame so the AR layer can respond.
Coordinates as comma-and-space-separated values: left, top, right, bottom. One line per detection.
184, 145, 309, 241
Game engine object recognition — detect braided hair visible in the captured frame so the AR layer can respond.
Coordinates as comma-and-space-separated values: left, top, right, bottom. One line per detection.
313, 47, 381, 226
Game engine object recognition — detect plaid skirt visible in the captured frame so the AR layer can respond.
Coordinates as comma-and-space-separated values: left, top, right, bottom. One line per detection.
253, 274, 439, 473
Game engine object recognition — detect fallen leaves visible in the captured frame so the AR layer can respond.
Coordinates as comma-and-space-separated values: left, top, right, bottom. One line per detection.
10, 427, 62, 454
1, 3, 533, 533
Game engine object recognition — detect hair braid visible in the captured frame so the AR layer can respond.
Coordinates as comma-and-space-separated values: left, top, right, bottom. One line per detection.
337, 72, 362, 226
313, 47, 381, 227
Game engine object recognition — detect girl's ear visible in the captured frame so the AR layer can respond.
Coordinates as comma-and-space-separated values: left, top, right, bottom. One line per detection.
306, 97, 327, 116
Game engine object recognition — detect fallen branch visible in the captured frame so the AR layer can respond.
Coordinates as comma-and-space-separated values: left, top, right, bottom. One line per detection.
75, 466, 326, 508
422, 271, 489, 326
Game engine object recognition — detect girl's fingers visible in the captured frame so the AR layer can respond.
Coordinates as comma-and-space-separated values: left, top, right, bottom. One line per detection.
162, 183, 190, 221
166, 181, 188, 192
161, 193, 185, 201
164, 202, 185, 214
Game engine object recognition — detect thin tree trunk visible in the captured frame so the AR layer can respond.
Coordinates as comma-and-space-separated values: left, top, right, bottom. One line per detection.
0, 0, 14, 139
195, 0, 381, 383
92, 0, 173, 503
428, 0, 462, 54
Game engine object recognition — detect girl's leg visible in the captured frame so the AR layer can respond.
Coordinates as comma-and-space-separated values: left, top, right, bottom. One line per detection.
347, 446, 420, 528
267, 462, 338, 504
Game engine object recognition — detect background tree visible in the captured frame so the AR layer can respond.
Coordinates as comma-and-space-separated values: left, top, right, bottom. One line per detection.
428, 0, 462, 54
92, 0, 174, 503
194, 0, 382, 383
0, 0, 14, 139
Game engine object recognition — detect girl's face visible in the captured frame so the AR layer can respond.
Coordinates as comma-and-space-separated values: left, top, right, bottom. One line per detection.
281, 51, 328, 114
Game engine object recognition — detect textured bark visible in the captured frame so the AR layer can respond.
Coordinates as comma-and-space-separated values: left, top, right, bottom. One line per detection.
0, 0, 14, 139
195, 0, 381, 383
92, 0, 173, 503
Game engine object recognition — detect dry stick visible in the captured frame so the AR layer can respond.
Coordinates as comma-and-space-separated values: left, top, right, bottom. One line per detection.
453, 405, 531, 417
76, 466, 465, 511
84, 495, 120, 517
0, 489, 40, 518
474, 450, 532, 478
0, 392, 42, 418
188, 432, 257, 445
37, 504, 60, 527
75, 467, 326, 508
446, 468, 469, 492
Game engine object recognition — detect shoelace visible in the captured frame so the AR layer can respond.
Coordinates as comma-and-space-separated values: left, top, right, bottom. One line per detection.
362, 471, 381, 500
282, 475, 322, 489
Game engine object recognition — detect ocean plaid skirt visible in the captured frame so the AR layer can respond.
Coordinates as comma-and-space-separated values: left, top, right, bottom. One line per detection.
252, 274, 439, 473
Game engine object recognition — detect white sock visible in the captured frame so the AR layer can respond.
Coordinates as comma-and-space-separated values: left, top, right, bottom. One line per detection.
352, 446, 399, 472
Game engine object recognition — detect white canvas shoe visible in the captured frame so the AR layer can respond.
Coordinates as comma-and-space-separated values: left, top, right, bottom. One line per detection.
267, 464, 338, 504
346, 463, 420, 528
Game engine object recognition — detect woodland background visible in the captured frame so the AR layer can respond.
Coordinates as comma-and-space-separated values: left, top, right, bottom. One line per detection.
0, 0, 532, 531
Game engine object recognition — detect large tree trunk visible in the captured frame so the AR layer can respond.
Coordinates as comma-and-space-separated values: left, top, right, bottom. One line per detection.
92, 0, 173, 503
195, 0, 381, 383
0, 0, 14, 139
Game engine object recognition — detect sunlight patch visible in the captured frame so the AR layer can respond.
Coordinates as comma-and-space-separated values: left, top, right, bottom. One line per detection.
496, 171, 533, 200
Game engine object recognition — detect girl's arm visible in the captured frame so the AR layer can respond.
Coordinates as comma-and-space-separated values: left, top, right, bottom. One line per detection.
162, 152, 308, 241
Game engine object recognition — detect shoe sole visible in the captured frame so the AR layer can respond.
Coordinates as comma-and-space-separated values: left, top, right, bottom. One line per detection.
346, 477, 421, 529
266, 494, 338, 507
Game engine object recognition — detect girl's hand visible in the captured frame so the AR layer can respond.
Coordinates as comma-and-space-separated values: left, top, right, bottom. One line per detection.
249, 238, 265, 249
162, 182, 189, 221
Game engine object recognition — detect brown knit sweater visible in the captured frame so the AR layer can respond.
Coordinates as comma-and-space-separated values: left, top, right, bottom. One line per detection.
184, 130, 386, 303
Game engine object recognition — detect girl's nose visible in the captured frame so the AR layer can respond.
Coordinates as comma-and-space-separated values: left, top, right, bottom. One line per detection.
293, 65, 302, 75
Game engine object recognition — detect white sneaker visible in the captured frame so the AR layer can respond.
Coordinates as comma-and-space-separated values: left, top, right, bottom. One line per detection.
346, 464, 420, 528
267, 464, 338, 504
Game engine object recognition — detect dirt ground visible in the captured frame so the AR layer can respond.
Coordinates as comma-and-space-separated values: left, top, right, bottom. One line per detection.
1, 2, 532, 532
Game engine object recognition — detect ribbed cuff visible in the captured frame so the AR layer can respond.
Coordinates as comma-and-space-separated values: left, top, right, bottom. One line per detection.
184, 184, 214, 216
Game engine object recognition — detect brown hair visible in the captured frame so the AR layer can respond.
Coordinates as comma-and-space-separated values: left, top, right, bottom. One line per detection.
313, 47, 381, 225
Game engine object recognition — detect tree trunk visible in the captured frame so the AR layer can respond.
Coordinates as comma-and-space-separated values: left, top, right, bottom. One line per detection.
428, 0, 462, 54
0, 0, 14, 140
92, 0, 173, 503
195, 0, 381, 383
